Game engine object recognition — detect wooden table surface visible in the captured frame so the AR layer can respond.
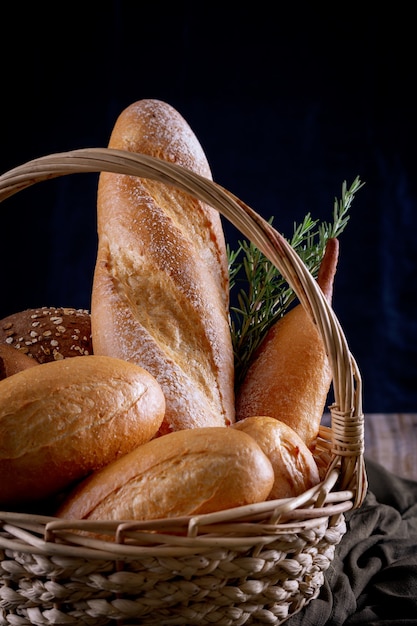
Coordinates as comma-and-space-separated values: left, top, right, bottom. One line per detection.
323, 413, 417, 482
361, 413, 417, 481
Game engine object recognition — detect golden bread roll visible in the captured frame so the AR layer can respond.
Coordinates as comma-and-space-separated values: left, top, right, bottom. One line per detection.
91, 99, 235, 435
56, 426, 274, 521
235, 239, 339, 449
0, 344, 39, 380
0, 355, 165, 507
0, 307, 92, 363
231, 416, 320, 499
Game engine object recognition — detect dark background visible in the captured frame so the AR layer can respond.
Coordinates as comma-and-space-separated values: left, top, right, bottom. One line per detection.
1, 3, 416, 413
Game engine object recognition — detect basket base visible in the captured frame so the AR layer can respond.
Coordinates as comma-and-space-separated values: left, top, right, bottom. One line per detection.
0, 514, 346, 625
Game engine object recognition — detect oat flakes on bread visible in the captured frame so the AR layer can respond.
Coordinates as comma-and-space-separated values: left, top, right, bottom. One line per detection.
0, 306, 92, 363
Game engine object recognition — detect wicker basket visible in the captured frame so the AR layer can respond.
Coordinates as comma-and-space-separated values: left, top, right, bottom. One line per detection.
0, 148, 367, 626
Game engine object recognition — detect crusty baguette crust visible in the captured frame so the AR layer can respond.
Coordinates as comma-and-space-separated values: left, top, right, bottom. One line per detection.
235, 306, 331, 447
0, 355, 165, 506
235, 239, 339, 448
91, 99, 235, 434
317, 238, 339, 303
56, 426, 274, 521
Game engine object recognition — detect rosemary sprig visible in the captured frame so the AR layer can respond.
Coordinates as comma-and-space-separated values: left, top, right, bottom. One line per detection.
228, 176, 364, 388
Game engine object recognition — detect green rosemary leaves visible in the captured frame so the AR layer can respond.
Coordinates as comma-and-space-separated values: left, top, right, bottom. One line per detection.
228, 176, 364, 388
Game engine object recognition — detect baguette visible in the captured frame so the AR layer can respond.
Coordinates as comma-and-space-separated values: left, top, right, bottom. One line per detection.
0, 355, 165, 506
235, 239, 339, 448
91, 99, 235, 434
56, 426, 274, 521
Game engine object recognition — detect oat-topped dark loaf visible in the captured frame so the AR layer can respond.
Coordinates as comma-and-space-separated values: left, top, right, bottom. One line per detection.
0, 307, 92, 363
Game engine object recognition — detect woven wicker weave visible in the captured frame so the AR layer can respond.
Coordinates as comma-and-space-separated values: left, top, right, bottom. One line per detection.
0, 149, 367, 626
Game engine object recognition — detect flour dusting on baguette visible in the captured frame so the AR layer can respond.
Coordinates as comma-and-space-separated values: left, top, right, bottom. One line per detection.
91, 99, 235, 434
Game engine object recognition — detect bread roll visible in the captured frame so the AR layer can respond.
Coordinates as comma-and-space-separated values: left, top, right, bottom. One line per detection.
0, 344, 39, 380
91, 99, 235, 435
231, 416, 320, 500
0, 355, 165, 506
0, 307, 92, 363
56, 426, 274, 521
235, 239, 339, 449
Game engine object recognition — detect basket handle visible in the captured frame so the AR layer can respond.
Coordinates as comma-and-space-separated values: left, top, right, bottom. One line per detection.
0, 147, 367, 506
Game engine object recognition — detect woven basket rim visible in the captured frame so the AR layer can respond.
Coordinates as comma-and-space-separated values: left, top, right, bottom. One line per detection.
0, 148, 368, 551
